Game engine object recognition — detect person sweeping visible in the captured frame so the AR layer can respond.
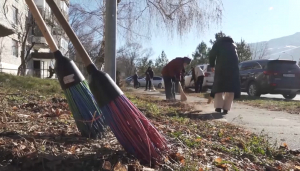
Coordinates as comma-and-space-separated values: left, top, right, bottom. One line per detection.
161, 57, 191, 101
209, 36, 241, 114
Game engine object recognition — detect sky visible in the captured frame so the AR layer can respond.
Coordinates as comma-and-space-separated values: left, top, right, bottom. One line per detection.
71, 0, 300, 61
147, 0, 300, 60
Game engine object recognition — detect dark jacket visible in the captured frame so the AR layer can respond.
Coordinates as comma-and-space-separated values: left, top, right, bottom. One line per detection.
133, 73, 138, 82
149, 69, 154, 79
145, 70, 150, 80
161, 57, 185, 79
191, 68, 195, 81
209, 37, 241, 99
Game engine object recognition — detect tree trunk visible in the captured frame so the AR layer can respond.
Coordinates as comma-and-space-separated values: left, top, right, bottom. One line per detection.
18, 26, 30, 76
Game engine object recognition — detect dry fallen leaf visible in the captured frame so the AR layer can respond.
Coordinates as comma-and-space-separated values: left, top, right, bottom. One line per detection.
214, 157, 222, 164
70, 146, 76, 154
295, 165, 300, 171
199, 168, 204, 171
12, 106, 18, 110
214, 157, 227, 169
102, 161, 111, 170
195, 137, 201, 142
55, 108, 62, 116
113, 161, 126, 171
283, 142, 288, 148
20, 145, 27, 150
169, 152, 185, 165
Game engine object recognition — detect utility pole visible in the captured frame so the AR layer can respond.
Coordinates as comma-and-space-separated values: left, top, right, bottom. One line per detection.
104, 0, 117, 81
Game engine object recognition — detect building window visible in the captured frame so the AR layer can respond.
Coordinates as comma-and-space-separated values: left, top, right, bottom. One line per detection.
12, 6, 18, 25
60, 38, 68, 52
12, 39, 19, 57
60, 1, 69, 13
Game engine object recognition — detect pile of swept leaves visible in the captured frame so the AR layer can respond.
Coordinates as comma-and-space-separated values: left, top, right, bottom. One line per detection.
0, 73, 299, 171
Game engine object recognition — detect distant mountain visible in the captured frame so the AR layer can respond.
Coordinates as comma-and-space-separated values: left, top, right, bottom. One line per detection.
249, 32, 300, 61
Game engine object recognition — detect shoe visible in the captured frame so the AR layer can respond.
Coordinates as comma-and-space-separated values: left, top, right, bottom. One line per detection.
215, 108, 221, 113
223, 110, 228, 114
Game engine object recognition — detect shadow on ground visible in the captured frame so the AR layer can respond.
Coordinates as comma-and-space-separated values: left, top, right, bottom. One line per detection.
166, 112, 224, 120
0, 132, 136, 171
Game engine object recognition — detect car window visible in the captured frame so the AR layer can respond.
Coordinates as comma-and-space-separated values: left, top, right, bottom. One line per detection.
267, 61, 300, 72
240, 62, 254, 71
253, 62, 262, 69
153, 77, 161, 80
238, 63, 243, 70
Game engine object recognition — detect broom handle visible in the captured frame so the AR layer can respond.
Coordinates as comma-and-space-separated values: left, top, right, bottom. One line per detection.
45, 0, 93, 67
25, 0, 58, 52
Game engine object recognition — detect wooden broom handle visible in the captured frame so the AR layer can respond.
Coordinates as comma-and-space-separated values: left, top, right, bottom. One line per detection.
25, 0, 58, 52
45, 0, 93, 66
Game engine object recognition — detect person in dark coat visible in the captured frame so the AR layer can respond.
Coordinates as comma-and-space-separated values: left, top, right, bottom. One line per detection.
209, 36, 241, 114
148, 67, 156, 91
133, 72, 139, 89
161, 57, 192, 100
47, 66, 55, 78
145, 67, 152, 91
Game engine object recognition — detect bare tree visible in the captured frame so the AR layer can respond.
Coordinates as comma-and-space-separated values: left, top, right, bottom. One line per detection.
250, 42, 269, 60
116, 42, 142, 76
69, 0, 223, 69
1, 0, 36, 76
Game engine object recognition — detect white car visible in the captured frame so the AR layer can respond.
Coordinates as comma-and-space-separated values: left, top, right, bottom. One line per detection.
131, 76, 164, 88
184, 64, 214, 91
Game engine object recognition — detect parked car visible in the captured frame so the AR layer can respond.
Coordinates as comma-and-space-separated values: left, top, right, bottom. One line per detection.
131, 76, 164, 88
124, 76, 133, 85
239, 59, 300, 99
184, 64, 214, 91
124, 75, 143, 86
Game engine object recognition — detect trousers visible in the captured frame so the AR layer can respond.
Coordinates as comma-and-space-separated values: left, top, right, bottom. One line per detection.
214, 92, 234, 111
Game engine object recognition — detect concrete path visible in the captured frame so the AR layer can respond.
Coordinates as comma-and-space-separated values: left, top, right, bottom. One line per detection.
131, 88, 300, 150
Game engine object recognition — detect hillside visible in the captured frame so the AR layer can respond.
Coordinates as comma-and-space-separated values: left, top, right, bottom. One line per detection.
250, 32, 300, 61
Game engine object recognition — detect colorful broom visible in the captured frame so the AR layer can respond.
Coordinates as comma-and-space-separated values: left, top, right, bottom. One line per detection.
25, 0, 106, 139
45, 0, 168, 164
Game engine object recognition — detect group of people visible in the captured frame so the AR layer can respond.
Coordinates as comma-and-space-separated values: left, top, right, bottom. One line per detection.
132, 67, 156, 91
161, 36, 241, 114
131, 36, 240, 114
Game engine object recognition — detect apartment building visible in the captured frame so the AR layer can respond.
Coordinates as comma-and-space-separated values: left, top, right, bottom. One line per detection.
0, 0, 69, 78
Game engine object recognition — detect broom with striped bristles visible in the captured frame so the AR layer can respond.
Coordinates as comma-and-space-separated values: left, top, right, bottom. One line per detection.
25, 0, 106, 139
46, 0, 168, 164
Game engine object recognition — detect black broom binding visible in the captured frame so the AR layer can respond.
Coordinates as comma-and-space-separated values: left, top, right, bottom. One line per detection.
54, 51, 85, 90
86, 64, 122, 107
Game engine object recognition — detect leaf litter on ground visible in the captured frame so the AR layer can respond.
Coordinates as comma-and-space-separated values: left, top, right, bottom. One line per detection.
0, 75, 300, 170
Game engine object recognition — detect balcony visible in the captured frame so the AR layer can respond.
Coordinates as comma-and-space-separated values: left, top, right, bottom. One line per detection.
31, 36, 48, 50
37, 7, 53, 24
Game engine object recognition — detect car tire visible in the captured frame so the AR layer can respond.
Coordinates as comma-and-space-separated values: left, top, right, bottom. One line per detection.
157, 83, 162, 89
247, 82, 261, 97
282, 93, 296, 100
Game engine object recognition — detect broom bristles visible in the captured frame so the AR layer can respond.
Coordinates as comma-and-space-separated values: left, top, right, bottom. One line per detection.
64, 81, 106, 138
100, 95, 168, 164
